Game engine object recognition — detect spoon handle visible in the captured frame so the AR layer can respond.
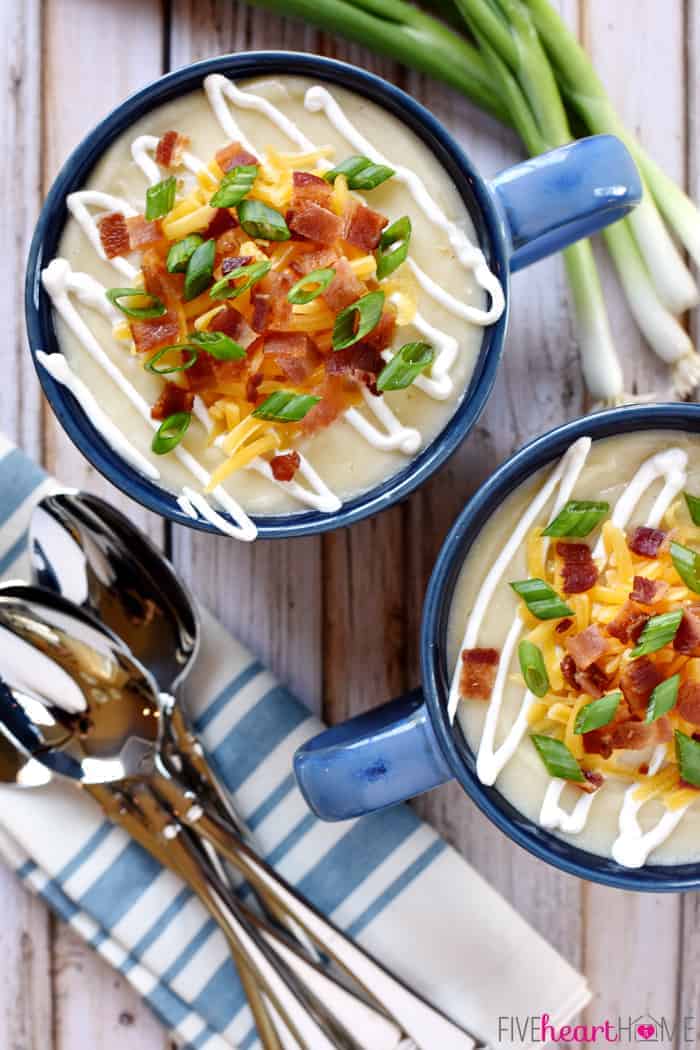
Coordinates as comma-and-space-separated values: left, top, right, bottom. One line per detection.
153, 778, 479, 1050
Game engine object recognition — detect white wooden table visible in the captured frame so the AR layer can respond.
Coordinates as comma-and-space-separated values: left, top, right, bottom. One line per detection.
1, 1, 698, 1046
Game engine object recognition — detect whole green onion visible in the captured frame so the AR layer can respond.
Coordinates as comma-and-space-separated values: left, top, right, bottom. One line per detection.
630, 610, 683, 658
210, 260, 272, 300
252, 391, 320, 422
152, 411, 191, 455
184, 239, 216, 301
146, 176, 177, 221
210, 164, 259, 208
518, 639, 549, 697
670, 541, 700, 595
676, 731, 700, 789
106, 288, 166, 320
287, 267, 336, 305
167, 234, 204, 274
531, 734, 584, 782
646, 675, 680, 724
332, 290, 385, 350
376, 216, 411, 281
237, 199, 290, 241
376, 342, 434, 392
542, 500, 609, 538
145, 345, 199, 375
684, 492, 700, 527
510, 578, 573, 620
190, 331, 247, 361
324, 155, 395, 190
574, 692, 621, 735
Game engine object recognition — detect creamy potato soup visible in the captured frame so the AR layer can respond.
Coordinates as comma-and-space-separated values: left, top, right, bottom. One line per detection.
42, 74, 504, 540
448, 431, 700, 867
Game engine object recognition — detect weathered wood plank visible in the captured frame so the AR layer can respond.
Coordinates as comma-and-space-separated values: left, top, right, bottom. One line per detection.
41, 1, 169, 1046
579, 0, 685, 1032
168, 1, 323, 712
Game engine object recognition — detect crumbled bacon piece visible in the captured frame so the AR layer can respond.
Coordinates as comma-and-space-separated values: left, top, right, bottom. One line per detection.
630, 576, 669, 605
250, 271, 293, 333
264, 332, 322, 383
609, 717, 672, 751
577, 770, 605, 794
216, 141, 258, 173
565, 625, 610, 670
323, 256, 366, 311
155, 130, 190, 168
246, 372, 263, 404
221, 254, 253, 276
98, 212, 130, 258
287, 201, 343, 245
291, 171, 333, 207
205, 208, 239, 241
130, 251, 185, 354
459, 648, 500, 701
291, 247, 338, 277
362, 307, 397, 352
126, 215, 164, 251
555, 618, 574, 634
556, 541, 598, 594
677, 680, 700, 724
183, 351, 216, 392
620, 656, 664, 716
343, 201, 388, 250
270, 451, 301, 483
326, 343, 385, 395
561, 654, 611, 699
674, 606, 700, 655
628, 526, 666, 558
150, 381, 194, 421
208, 303, 256, 349
606, 600, 649, 644
300, 375, 350, 435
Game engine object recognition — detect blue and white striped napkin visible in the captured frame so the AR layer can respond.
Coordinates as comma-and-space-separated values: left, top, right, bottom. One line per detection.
0, 434, 590, 1050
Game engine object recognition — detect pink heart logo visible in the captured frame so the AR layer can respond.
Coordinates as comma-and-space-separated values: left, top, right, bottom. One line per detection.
637, 1024, 655, 1040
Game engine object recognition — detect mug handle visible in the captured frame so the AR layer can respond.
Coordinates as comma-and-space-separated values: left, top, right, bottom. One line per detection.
294, 689, 451, 821
490, 134, 642, 272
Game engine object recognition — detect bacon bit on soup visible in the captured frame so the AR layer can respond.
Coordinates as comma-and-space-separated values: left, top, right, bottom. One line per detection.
245, 372, 264, 404
155, 130, 190, 168
323, 257, 366, 311
620, 656, 664, 716
126, 215, 165, 251
677, 680, 700, 724
459, 648, 500, 701
344, 201, 389, 250
291, 247, 338, 277
629, 575, 669, 605
565, 625, 610, 669
556, 541, 598, 593
270, 450, 301, 482
673, 606, 700, 654
204, 208, 239, 241
606, 600, 649, 644
555, 617, 574, 634
98, 212, 130, 258
628, 525, 667, 557
326, 342, 385, 394
292, 170, 333, 206
577, 769, 604, 794
288, 201, 344, 245
151, 381, 194, 421
215, 141, 258, 172
609, 716, 672, 751
263, 332, 322, 383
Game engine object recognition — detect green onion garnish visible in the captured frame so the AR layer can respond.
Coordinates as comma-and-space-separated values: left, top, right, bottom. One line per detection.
574, 691, 622, 735
676, 731, 700, 788
332, 290, 385, 351
671, 540, 700, 594
184, 238, 215, 302
684, 491, 700, 526
518, 640, 550, 697
542, 500, 610, 538
509, 578, 573, 620
167, 234, 204, 274
376, 216, 411, 281
210, 164, 258, 209
287, 267, 336, 305
189, 330, 246, 361
252, 390, 320, 423
144, 344, 199, 375
210, 260, 272, 300
531, 734, 585, 783
151, 411, 191, 455
376, 342, 434, 392
630, 609, 683, 658
145, 176, 177, 220
237, 199, 290, 241
105, 288, 166, 320
324, 154, 395, 190
646, 674, 680, 724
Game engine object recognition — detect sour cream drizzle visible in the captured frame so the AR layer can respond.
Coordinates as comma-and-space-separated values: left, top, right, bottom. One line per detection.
451, 439, 697, 866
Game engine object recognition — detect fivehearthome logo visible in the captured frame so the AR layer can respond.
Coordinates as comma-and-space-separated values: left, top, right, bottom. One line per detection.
497, 1012, 697, 1044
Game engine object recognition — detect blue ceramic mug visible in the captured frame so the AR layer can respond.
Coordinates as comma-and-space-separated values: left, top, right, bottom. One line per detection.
296, 404, 700, 892
26, 51, 641, 539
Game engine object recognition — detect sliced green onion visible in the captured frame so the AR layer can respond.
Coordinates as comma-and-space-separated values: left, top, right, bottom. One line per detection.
376, 216, 411, 281
189, 330, 246, 361
144, 344, 199, 375
184, 238, 215, 302
630, 609, 683, 658
332, 290, 385, 351
670, 541, 700, 594
676, 731, 700, 788
574, 691, 622, 735
646, 674, 680, 724
509, 578, 573, 620
518, 640, 549, 697
531, 734, 584, 782
376, 342, 434, 392
252, 390, 320, 423
287, 267, 336, 305
151, 411, 191, 455
210, 260, 272, 300
210, 164, 258, 208
105, 287, 166, 320
684, 491, 700, 526
542, 500, 610, 538
145, 176, 177, 220
167, 234, 203, 274
324, 154, 395, 190
237, 199, 290, 241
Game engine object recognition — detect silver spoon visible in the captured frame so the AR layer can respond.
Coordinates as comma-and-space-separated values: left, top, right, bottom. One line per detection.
0, 585, 477, 1050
